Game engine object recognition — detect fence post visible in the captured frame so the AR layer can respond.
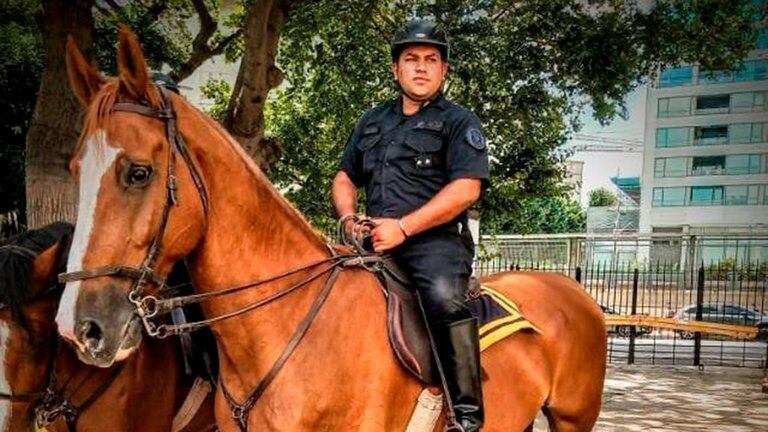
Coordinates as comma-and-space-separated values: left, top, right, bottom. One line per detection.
575, 266, 582, 283
628, 268, 639, 365
693, 264, 705, 367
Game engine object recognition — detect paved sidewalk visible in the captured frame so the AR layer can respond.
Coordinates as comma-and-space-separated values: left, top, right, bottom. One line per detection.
534, 365, 768, 431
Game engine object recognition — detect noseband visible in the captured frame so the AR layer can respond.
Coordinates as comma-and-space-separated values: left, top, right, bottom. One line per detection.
58, 86, 210, 336
53, 84, 384, 430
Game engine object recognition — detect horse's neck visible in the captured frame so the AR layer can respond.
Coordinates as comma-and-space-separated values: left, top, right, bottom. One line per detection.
180, 104, 330, 385
54, 337, 182, 426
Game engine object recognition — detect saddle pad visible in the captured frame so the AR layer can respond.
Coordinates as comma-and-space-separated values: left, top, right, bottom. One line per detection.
466, 286, 541, 352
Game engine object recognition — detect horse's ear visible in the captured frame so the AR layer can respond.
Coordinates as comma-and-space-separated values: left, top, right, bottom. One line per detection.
65, 36, 104, 107
116, 24, 151, 101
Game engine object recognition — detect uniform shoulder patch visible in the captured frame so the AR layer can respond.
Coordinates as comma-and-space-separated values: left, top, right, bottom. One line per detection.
465, 128, 486, 150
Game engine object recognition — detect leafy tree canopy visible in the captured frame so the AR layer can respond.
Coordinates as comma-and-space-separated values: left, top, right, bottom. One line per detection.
0, 0, 238, 224
588, 187, 619, 207
0, 0, 43, 215
485, 194, 586, 235
265, 0, 760, 234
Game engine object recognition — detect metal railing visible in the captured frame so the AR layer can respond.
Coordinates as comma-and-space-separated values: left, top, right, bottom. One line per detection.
474, 245, 768, 368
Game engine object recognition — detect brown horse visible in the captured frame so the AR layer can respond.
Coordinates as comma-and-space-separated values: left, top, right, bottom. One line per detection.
57, 27, 606, 431
0, 223, 216, 431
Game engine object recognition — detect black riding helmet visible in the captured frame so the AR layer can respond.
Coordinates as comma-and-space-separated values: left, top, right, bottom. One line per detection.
391, 19, 449, 62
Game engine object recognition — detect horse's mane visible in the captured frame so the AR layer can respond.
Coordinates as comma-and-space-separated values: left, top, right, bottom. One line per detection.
0, 222, 74, 318
177, 94, 331, 248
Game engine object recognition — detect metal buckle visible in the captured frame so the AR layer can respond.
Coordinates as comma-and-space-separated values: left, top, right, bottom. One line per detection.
139, 296, 159, 318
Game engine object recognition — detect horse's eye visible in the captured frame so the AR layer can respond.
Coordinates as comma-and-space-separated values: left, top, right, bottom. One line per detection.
128, 165, 152, 186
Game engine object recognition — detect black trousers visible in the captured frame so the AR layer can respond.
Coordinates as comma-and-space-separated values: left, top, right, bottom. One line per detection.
391, 224, 475, 327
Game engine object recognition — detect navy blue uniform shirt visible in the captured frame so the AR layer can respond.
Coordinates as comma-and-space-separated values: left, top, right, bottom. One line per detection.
340, 93, 489, 227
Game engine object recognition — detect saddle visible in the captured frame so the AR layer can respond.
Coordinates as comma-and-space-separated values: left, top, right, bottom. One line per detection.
369, 255, 539, 386
374, 256, 440, 385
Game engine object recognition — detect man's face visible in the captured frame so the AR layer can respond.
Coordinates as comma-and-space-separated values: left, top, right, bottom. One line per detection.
392, 45, 448, 100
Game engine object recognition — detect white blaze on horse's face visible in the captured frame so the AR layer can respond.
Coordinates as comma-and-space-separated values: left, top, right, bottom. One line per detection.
0, 321, 11, 432
55, 130, 121, 344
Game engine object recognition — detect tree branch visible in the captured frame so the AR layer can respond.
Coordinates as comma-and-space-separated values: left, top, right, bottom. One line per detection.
103, 0, 122, 12
172, 27, 242, 82
211, 28, 243, 56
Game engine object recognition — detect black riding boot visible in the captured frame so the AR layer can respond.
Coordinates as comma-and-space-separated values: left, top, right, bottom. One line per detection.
437, 317, 484, 432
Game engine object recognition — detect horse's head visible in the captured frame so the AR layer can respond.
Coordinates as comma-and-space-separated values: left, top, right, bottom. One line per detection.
0, 222, 73, 430
56, 27, 207, 367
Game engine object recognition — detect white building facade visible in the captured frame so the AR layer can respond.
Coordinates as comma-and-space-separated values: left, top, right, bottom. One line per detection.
639, 27, 768, 238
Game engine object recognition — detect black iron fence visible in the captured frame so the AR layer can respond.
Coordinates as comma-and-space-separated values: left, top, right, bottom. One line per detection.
474, 255, 768, 368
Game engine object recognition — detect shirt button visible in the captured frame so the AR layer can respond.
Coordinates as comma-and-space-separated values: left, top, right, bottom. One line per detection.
385, 162, 390, 166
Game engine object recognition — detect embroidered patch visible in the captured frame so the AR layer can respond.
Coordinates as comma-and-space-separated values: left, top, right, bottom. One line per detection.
465, 128, 485, 150
413, 120, 443, 132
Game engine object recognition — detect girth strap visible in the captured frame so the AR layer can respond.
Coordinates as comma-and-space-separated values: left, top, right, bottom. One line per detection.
220, 265, 342, 431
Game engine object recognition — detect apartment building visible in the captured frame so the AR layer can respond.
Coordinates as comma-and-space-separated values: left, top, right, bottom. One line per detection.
639, 26, 768, 242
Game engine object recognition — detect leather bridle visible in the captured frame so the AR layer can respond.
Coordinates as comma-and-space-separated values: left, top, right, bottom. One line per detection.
0, 285, 122, 432
53, 84, 384, 431
58, 86, 210, 338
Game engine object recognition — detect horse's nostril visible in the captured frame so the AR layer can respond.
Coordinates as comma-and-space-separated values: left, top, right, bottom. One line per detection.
78, 320, 105, 353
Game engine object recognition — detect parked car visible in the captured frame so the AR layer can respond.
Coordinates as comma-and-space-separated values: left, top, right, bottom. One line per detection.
670, 302, 766, 339
600, 304, 652, 337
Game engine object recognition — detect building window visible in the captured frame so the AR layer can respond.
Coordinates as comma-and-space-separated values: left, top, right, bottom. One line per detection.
701, 60, 768, 84
725, 185, 759, 205
659, 66, 694, 87
729, 123, 765, 144
694, 125, 728, 146
653, 187, 687, 207
658, 97, 692, 117
734, 60, 768, 81
654, 157, 687, 177
731, 91, 766, 113
757, 28, 768, 50
691, 156, 725, 175
700, 69, 733, 84
695, 94, 730, 114
690, 186, 724, 206
656, 127, 692, 148
725, 154, 762, 175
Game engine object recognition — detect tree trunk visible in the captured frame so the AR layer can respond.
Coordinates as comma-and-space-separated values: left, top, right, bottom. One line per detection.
223, 0, 300, 170
25, 0, 95, 228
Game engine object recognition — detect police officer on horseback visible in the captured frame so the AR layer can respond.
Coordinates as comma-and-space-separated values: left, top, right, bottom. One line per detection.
332, 19, 488, 432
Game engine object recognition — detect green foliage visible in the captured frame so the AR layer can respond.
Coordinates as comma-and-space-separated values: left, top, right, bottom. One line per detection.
704, 258, 768, 282
588, 188, 619, 207
0, 0, 231, 222
200, 79, 232, 120
266, 0, 757, 235
93, 0, 195, 74
483, 194, 585, 235
0, 0, 42, 217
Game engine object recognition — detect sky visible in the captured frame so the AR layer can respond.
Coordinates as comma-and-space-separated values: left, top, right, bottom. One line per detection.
568, 86, 647, 205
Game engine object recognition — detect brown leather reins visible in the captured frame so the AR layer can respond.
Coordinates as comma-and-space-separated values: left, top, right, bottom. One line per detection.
55, 85, 385, 430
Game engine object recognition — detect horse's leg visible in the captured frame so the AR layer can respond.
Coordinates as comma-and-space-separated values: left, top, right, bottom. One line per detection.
542, 405, 598, 432
481, 331, 550, 431
541, 312, 605, 432
484, 273, 607, 432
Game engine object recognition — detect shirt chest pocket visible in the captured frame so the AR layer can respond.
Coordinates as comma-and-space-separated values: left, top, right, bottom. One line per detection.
403, 123, 445, 174
356, 124, 383, 176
